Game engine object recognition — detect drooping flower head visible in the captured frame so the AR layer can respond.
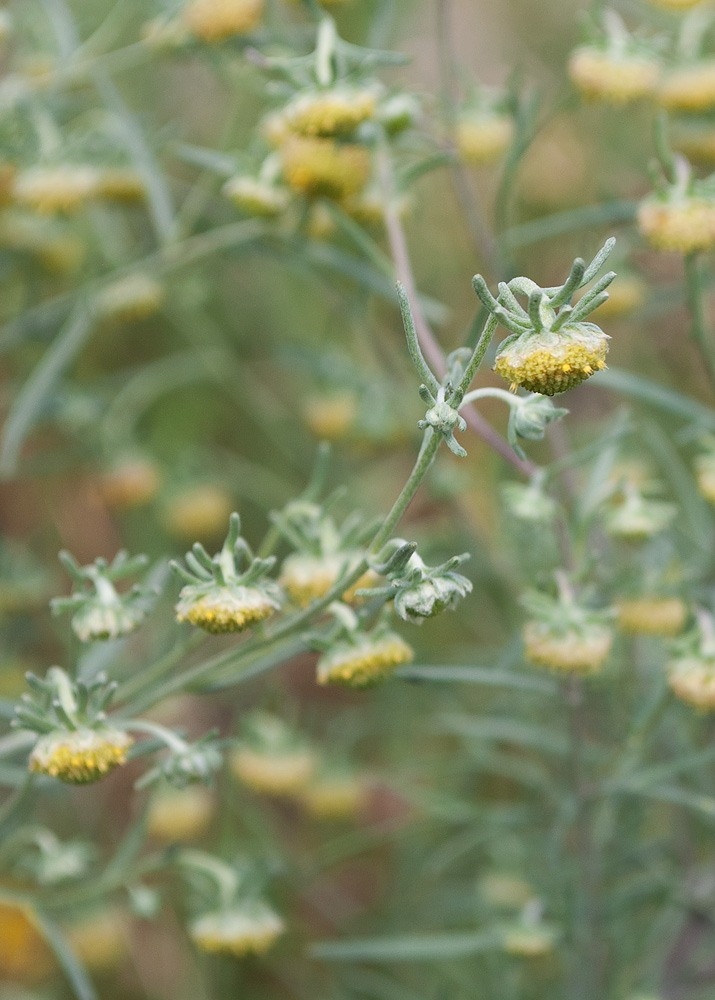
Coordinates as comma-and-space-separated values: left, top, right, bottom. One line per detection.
638, 155, 715, 254
667, 609, 715, 710
14, 668, 132, 784
474, 240, 615, 397
313, 604, 413, 689
521, 576, 614, 675
230, 712, 316, 796
51, 549, 154, 642
190, 900, 284, 956
275, 499, 378, 607
568, 11, 661, 105
171, 513, 282, 634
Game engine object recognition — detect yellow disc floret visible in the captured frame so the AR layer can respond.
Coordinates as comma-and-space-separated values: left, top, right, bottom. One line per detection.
617, 597, 688, 637
568, 47, 661, 104
13, 166, 100, 214
456, 114, 514, 165
231, 746, 316, 795
190, 902, 284, 956
283, 88, 377, 138
316, 634, 413, 688
223, 176, 290, 216
494, 326, 608, 396
280, 137, 370, 200
523, 621, 613, 674
668, 656, 715, 709
659, 62, 715, 113
183, 0, 264, 40
29, 727, 132, 784
175, 584, 278, 633
638, 195, 715, 253
147, 785, 215, 842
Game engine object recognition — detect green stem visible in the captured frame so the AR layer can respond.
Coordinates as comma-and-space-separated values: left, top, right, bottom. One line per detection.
684, 253, 715, 392
118, 431, 441, 710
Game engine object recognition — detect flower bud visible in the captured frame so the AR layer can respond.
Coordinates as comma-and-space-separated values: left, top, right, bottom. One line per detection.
280, 137, 370, 200
378, 93, 420, 134
457, 113, 514, 166
523, 621, 613, 674
183, 0, 264, 40
316, 632, 413, 688
495, 325, 608, 396
29, 727, 132, 784
668, 656, 715, 709
392, 553, 472, 624
223, 176, 290, 217
568, 47, 661, 104
617, 597, 688, 637
659, 61, 715, 113
189, 901, 284, 956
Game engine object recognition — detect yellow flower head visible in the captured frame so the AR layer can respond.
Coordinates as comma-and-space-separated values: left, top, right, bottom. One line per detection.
457, 113, 514, 165
302, 393, 359, 440
223, 176, 290, 217
523, 621, 613, 674
0, 903, 54, 982
317, 633, 413, 688
175, 583, 279, 633
64, 908, 128, 971
231, 745, 316, 795
638, 195, 715, 253
164, 485, 234, 541
96, 168, 146, 202
280, 137, 370, 200
13, 166, 100, 214
302, 773, 368, 819
147, 785, 215, 842
282, 88, 377, 138
659, 61, 715, 112
668, 656, 715, 709
95, 275, 165, 323
279, 551, 368, 606
617, 597, 688, 637
696, 452, 715, 504
100, 456, 162, 510
568, 46, 661, 104
183, 0, 264, 41
650, 0, 706, 7
494, 326, 608, 396
501, 923, 559, 957
29, 727, 132, 784
190, 901, 284, 956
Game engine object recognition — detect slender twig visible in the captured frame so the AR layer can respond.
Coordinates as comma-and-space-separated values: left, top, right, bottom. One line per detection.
684, 253, 715, 394
376, 144, 536, 475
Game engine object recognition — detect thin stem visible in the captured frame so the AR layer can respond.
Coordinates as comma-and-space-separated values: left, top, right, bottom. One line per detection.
377, 143, 536, 475
118, 431, 442, 709
684, 253, 715, 393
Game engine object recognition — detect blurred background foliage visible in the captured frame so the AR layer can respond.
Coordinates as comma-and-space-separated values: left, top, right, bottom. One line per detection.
4, 0, 715, 999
